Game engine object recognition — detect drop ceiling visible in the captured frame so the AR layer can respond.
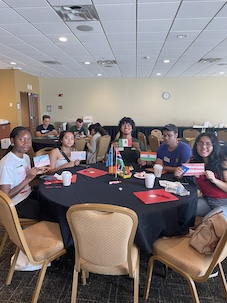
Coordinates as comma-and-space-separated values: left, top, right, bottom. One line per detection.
0, 0, 227, 78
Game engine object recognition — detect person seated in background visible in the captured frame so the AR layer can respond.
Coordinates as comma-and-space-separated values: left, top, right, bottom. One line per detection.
0, 126, 48, 220
36, 115, 57, 137
93, 122, 109, 135
86, 124, 103, 164
69, 118, 88, 137
139, 124, 191, 173
112, 117, 146, 166
174, 132, 227, 219
48, 131, 80, 174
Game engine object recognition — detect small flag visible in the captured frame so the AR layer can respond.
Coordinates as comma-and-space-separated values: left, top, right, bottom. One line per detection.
106, 147, 113, 167
117, 151, 125, 172
119, 138, 132, 147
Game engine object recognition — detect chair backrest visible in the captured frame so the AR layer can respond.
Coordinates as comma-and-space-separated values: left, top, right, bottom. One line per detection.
137, 132, 147, 150
0, 190, 34, 262
66, 203, 138, 275
151, 129, 162, 141
183, 128, 200, 139
75, 138, 86, 151
217, 130, 227, 141
148, 134, 160, 152
35, 147, 53, 156
114, 131, 120, 140
96, 135, 111, 162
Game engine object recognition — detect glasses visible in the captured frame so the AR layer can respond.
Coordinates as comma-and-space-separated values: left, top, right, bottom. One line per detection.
121, 123, 132, 128
197, 141, 213, 147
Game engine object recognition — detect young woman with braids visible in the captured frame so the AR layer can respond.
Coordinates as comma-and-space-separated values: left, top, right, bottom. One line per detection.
48, 130, 80, 174
0, 126, 48, 219
174, 132, 227, 219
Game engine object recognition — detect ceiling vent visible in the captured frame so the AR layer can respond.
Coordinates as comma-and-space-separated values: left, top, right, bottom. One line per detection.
41, 60, 61, 65
198, 58, 221, 64
97, 60, 117, 67
53, 5, 99, 22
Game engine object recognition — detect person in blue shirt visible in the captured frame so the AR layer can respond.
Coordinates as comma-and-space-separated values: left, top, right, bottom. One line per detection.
139, 124, 192, 173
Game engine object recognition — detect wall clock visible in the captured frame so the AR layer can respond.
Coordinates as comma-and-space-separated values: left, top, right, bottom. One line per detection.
162, 92, 170, 100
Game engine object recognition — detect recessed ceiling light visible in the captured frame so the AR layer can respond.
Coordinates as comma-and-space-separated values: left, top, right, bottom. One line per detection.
10, 62, 16, 65
164, 59, 170, 63
156, 73, 161, 76
84, 61, 91, 65
219, 71, 224, 75
59, 37, 67, 42
97, 74, 102, 77
177, 35, 186, 39
143, 56, 150, 59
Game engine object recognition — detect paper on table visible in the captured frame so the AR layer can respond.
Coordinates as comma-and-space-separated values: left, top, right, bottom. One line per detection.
133, 189, 179, 204
44, 174, 77, 184
77, 168, 108, 178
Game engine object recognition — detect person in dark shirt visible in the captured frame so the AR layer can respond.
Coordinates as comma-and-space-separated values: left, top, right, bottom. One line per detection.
36, 115, 57, 137
69, 118, 88, 137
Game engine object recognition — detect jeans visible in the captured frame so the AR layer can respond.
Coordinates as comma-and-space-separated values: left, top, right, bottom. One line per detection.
197, 196, 227, 220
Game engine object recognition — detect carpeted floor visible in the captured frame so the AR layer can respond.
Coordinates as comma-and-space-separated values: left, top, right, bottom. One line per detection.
0, 226, 227, 303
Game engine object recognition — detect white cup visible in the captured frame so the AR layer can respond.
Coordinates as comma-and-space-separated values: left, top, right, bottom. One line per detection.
145, 173, 155, 189
153, 164, 163, 178
62, 171, 72, 186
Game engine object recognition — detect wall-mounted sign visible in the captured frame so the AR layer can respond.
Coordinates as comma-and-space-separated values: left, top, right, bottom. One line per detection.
47, 105, 52, 112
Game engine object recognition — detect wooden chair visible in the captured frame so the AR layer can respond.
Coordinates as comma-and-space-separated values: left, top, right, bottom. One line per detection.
74, 138, 86, 151
151, 129, 162, 141
66, 203, 140, 303
0, 190, 66, 303
148, 134, 160, 152
144, 228, 227, 303
137, 131, 147, 150
114, 131, 120, 140
217, 130, 227, 141
183, 129, 200, 139
35, 147, 53, 156
96, 135, 111, 162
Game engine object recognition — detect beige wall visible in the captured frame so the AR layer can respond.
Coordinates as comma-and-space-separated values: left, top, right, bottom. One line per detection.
39, 77, 227, 127
0, 70, 40, 130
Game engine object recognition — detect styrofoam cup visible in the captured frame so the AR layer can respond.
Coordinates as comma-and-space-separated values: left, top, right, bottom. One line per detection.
62, 171, 72, 186
145, 173, 155, 189
153, 164, 163, 178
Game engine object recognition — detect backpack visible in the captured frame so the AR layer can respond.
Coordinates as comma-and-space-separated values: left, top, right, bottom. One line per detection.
189, 211, 227, 254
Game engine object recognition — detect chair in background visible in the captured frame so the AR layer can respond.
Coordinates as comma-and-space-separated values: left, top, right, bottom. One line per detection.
96, 135, 111, 162
217, 129, 227, 142
35, 147, 53, 156
148, 134, 160, 152
66, 203, 140, 303
151, 129, 162, 141
0, 190, 66, 303
75, 138, 86, 151
183, 129, 200, 139
144, 228, 227, 303
114, 131, 120, 140
137, 131, 147, 150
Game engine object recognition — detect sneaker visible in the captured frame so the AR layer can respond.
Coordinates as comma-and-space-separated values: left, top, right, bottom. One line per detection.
209, 269, 218, 278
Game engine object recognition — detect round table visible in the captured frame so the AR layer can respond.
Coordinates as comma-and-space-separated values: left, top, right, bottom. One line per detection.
38, 163, 198, 253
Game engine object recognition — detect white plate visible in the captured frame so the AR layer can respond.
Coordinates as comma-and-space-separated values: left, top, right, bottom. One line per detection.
134, 172, 145, 179
48, 135, 55, 138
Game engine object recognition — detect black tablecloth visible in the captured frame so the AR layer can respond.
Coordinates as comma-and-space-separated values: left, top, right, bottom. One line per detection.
38, 163, 197, 254
32, 137, 59, 152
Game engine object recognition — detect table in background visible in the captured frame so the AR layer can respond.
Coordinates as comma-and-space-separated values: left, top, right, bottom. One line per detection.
32, 137, 59, 152
38, 163, 197, 254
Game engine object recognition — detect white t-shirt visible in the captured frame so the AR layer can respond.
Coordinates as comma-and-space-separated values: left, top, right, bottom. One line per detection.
0, 152, 31, 206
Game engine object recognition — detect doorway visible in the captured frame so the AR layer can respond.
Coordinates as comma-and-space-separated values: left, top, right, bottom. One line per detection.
20, 92, 39, 135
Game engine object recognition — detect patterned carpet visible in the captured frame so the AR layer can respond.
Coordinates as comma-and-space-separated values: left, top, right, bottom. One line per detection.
0, 226, 226, 303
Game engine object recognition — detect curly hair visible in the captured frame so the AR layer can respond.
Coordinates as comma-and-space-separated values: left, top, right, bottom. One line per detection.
118, 117, 135, 133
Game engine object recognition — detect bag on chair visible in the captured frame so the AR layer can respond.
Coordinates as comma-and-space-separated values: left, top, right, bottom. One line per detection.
189, 211, 227, 254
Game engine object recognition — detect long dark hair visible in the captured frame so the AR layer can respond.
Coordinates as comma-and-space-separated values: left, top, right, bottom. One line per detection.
56, 131, 75, 149
89, 123, 108, 136
4, 126, 31, 156
192, 132, 221, 175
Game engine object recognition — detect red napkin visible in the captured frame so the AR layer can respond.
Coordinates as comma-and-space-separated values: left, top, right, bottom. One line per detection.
77, 168, 108, 178
133, 189, 178, 204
